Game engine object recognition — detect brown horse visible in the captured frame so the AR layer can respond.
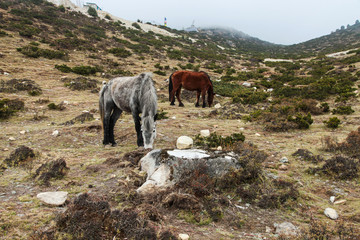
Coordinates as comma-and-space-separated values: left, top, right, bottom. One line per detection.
168, 70, 214, 108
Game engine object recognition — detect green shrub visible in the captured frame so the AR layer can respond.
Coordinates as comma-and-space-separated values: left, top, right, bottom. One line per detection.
108, 48, 132, 58
55, 64, 72, 73
47, 102, 65, 110
332, 106, 355, 115
17, 45, 66, 59
154, 70, 166, 76
87, 7, 97, 18
324, 117, 341, 129
320, 102, 330, 112
194, 132, 245, 150
0, 98, 24, 119
132, 22, 141, 30
105, 14, 111, 20
71, 65, 100, 75
55, 65, 101, 75
288, 113, 313, 129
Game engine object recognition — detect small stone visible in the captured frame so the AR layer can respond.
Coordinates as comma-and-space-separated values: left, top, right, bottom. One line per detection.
239, 127, 245, 131
11, 191, 16, 194
330, 196, 336, 203
214, 103, 221, 109
217, 146, 222, 151
4, 148, 9, 151
242, 82, 252, 87
334, 199, 346, 205
324, 208, 339, 220
265, 226, 272, 233
37, 191, 68, 206
179, 233, 189, 240
280, 157, 289, 163
171, 116, 176, 119
255, 133, 261, 136
200, 129, 210, 137
278, 164, 288, 171
176, 136, 193, 149
19, 130, 26, 135
52, 130, 59, 137
275, 222, 298, 236
9, 137, 15, 141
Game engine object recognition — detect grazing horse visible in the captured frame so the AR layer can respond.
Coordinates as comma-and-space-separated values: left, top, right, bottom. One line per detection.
99, 73, 158, 149
168, 70, 214, 108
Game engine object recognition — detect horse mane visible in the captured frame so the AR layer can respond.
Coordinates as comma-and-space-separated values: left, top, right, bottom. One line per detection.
138, 73, 157, 119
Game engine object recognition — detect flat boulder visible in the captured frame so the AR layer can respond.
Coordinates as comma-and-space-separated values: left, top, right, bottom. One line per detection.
137, 149, 240, 194
37, 191, 68, 206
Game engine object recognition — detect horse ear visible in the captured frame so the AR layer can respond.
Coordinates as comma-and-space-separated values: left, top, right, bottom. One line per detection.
154, 113, 158, 121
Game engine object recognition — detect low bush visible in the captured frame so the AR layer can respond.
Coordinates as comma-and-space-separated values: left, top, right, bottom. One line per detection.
108, 47, 132, 58
17, 45, 66, 59
308, 155, 359, 180
194, 132, 245, 150
324, 117, 341, 129
331, 105, 355, 115
0, 79, 42, 96
55, 64, 101, 76
154, 70, 166, 76
48, 102, 65, 111
87, 7, 97, 18
61, 77, 98, 91
0, 98, 25, 119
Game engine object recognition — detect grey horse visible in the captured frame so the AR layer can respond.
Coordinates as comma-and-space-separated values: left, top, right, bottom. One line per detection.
99, 73, 158, 148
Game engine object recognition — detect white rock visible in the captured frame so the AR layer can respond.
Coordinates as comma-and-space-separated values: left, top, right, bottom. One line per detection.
334, 199, 346, 205
267, 88, 274, 92
275, 222, 298, 236
19, 130, 26, 135
4, 72, 9, 75
200, 129, 210, 137
242, 82, 252, 87
179, 233, 189, 240
63, 100, 69, 105
176, 136, 193, 149
217, 146, 222, 151
265, 226, 272, 233
330, 196, 336, 203
37, 191, 68, 206
324, 208, 339, 220
239, 127, 245, 131
167, 149, 210, 159
8, 137, 16, 141
280, 157, 289, 163
171, 116, 176, 119
52, 130, 59, 136
214, 103, 221, 109
255, 133, 261, 136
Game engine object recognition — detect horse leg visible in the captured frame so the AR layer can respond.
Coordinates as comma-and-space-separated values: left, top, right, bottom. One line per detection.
132, 113, 144, 147
176, 87, 184, 107
201, 89, 207, 108
103, 102, 114, 145
170, 89, 176, 105
195, 90, 201, 107
109, 107, 122, 146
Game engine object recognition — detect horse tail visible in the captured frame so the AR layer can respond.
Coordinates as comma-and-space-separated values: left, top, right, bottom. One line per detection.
168, 72, 174, 101
99, 82, 108, 126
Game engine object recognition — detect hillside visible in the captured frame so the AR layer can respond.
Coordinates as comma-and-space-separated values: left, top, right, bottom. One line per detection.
1, 0, 360, 239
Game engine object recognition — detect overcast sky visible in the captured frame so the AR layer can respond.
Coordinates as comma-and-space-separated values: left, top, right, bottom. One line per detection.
72, 0, 360, 45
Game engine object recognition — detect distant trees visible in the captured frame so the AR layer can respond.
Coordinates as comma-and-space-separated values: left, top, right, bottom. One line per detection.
356, 20, 360, 25
340, 25, 345, 30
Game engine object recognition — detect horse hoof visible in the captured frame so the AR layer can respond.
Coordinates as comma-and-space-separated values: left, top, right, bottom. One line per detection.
170, 102, 175, 106
179, 103, 184, 107
111, 143, 117, 147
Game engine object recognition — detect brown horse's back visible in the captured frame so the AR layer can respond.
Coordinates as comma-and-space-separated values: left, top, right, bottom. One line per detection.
172, 70, 209, 91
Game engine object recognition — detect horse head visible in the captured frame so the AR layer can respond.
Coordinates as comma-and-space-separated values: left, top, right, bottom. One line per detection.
141, 113, 158, 149
208, 86, 215, 107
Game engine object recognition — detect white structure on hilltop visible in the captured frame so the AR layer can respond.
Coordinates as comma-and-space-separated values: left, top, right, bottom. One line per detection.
84, 2, 101, 10
184, 20, 198, 32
